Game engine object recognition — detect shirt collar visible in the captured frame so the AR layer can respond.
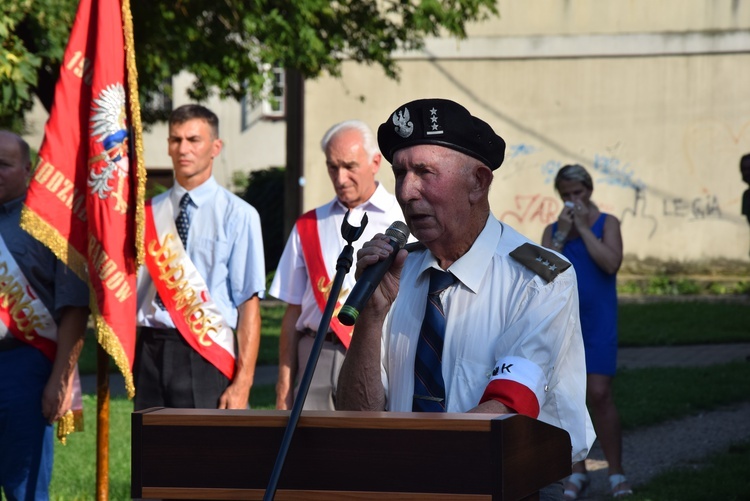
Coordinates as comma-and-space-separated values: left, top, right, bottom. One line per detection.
415, 213, 502, 295
324, 182, 394, 218
0, 195, 26, 215
171, 176, 218, 209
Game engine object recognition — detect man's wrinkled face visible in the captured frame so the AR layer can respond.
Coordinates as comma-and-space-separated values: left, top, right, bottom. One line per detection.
325, 128, 380, 209
391, 144, 473, 245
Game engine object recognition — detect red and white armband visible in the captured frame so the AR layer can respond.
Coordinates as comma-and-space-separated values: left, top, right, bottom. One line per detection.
479, 356, 546, 418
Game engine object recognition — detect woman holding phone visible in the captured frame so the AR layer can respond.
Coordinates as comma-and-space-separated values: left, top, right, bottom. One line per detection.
542, 164, 631, 500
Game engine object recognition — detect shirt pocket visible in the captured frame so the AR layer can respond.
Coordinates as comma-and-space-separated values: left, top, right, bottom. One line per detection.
449, 356, 494, 412
192, 237, 230, 272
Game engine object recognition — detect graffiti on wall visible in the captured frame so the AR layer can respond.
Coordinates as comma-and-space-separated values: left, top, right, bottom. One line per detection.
663, 195, 722, 220
591, 154, 645, 191
499, 194, 560, 226
501, 144, 726, 240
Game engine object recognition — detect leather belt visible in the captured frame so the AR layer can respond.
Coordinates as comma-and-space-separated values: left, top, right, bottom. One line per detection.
302, 328, 337, 344
140, 327, 180, 339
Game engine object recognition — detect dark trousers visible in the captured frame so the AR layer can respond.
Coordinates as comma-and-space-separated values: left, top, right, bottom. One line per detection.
133, 327, 230, 411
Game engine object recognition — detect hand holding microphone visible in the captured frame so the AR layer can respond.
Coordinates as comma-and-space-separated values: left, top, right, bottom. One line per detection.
338, 221, 410, 326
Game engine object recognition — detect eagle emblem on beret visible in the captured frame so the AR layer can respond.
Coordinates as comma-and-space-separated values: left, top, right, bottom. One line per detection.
392, 107, 414, 138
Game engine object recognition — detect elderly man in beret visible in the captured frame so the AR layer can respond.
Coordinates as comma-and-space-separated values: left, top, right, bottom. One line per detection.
337, 99, 595, 499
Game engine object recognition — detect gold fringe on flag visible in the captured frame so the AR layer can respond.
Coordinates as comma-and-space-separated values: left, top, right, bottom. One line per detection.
19, 209, 88, 282
121, 0, 146, 267
91, 297, 136, 398
57, 409, 85, 445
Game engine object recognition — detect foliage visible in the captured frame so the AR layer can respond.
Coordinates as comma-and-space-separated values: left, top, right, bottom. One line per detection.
257, 303, 284, 365
241, 167, 286, 272
0, 0, 77, 129
145, 181, 169, 199
618, 275, 750, 296
2, 0, 499, 124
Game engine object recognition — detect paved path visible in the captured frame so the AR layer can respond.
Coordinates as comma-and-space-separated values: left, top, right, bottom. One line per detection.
81, 343, 750, 397
82, 341, 750, 499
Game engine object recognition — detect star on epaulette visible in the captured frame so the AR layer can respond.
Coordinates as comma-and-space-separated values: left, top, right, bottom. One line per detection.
509, 242, 571, 283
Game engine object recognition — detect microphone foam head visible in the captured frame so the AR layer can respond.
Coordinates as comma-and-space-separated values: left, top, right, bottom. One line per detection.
386, 221, 410, 248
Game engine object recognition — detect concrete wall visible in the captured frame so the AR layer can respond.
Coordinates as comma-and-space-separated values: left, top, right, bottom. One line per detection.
302, 0, 750, 263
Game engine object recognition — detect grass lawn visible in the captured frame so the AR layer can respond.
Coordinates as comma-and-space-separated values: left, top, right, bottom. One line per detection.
76, 301, 749, 375
627, 440, 750, 501
51, 300, 750, 499
54, 359, 750, 500
619, 302, 750, 346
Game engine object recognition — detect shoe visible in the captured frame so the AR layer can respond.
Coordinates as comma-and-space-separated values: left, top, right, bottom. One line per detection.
563, 472, 590, 500
609, 473, 633, 498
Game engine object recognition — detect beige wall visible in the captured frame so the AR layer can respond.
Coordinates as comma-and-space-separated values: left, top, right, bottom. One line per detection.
303, 0, 750, 263
23, 72, 286, 191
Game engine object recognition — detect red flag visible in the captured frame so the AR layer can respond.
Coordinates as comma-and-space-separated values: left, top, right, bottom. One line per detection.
21, 0, 144, 398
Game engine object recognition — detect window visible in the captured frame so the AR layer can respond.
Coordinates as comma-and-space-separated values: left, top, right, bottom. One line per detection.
241, 65, 285, 130
262, 66, 285, 118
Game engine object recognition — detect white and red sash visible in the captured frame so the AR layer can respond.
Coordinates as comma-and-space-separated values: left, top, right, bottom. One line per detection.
0, 234, 84, 438
0, 234, 58, 359
144, 196, 236, 380
297, 210, 353, 349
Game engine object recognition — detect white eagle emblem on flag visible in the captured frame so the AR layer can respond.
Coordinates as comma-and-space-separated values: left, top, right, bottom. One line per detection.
88, 83, 129, 214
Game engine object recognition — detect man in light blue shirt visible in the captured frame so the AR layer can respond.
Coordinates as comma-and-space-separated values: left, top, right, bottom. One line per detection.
135, 105, 266, 410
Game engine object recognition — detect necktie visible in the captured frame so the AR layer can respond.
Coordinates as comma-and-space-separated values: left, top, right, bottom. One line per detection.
175, 193, 192, 247
413, 268, 456, 412
155, 193, 192, 309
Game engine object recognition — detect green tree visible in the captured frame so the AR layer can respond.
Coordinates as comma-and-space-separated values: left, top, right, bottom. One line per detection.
0, 0, 77, 130
2, 0, 498, 126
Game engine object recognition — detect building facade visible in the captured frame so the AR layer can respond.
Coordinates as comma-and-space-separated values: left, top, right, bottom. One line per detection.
302, 0, 750, 264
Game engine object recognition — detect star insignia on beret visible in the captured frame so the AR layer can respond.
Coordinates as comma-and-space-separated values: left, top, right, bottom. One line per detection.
426, 106, 443, 136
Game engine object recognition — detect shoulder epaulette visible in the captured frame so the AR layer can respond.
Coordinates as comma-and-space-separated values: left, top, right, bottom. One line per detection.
509, 242, 571, 283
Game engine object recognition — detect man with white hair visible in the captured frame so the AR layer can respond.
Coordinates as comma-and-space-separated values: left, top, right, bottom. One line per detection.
337, 99, 595, 500
270, 120, 407, 410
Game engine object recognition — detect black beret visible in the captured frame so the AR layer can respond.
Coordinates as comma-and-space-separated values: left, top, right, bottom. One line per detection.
377, 98, 506, 170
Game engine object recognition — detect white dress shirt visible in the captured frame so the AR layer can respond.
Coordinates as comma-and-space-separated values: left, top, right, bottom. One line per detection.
270, 183, 406, 332
381, 213, 596, 462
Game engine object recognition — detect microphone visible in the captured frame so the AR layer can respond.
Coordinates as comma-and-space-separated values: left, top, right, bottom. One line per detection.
337, 221, 410, 326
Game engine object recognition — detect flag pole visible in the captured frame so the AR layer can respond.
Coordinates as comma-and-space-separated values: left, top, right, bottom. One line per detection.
92, 1, 146, 499
96, 346, 111, 500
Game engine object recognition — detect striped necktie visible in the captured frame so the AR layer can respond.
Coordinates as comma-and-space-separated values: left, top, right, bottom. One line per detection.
155, 193, 192, 309
413, 268, 456, 412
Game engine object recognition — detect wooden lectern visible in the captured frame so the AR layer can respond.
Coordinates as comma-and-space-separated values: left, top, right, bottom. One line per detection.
132, 409, 571, 500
